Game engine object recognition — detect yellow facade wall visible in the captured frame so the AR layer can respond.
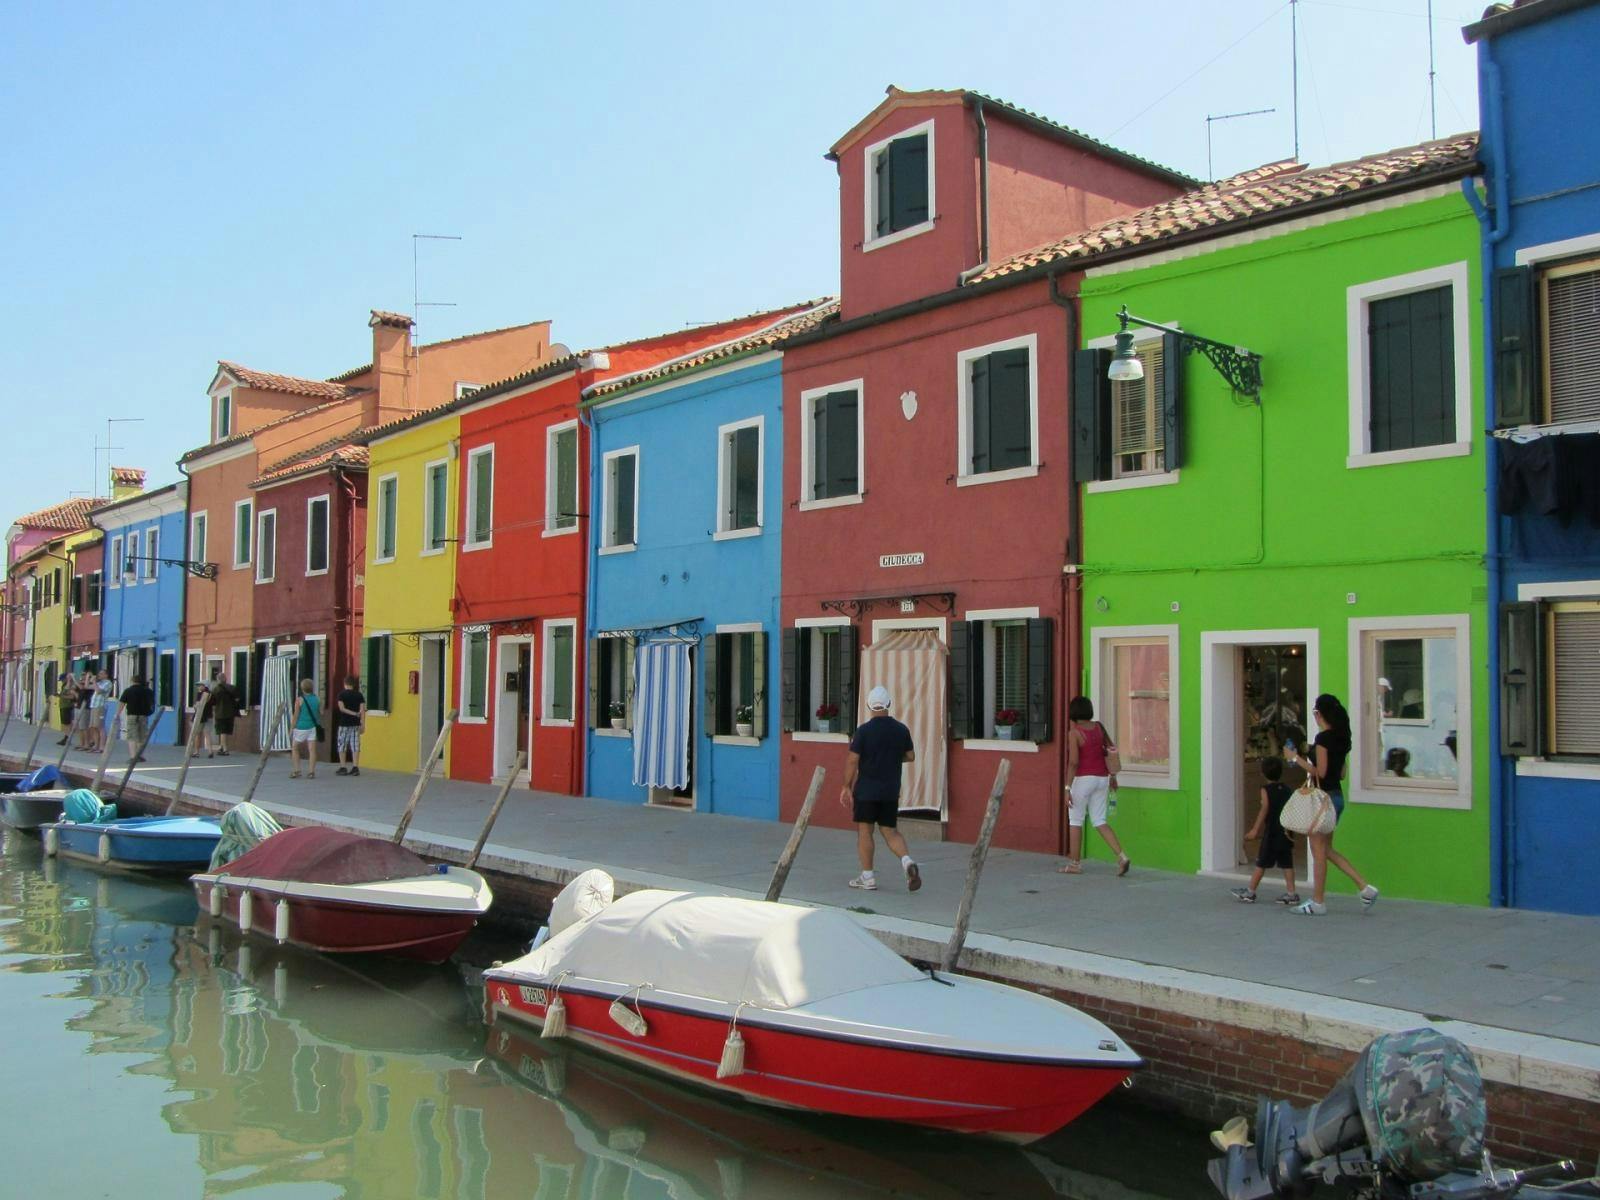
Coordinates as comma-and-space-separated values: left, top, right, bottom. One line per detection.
360, 415, 459, 774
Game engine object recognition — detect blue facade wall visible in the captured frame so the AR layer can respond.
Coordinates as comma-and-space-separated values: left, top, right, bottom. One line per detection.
98, 502, 189, 746
1475, 4, 1600, 914
584, 357, 783, 819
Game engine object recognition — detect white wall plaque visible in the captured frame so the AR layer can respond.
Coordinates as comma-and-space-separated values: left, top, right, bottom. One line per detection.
879, 553, 925, 568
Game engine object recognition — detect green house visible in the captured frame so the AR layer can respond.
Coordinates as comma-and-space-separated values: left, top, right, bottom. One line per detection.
1052, 139, 1488, 904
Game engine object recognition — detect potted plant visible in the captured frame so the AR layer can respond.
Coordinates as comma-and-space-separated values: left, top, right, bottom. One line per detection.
814, 702, 839, 734
995, 708, 1024, 740
608, 701, 627, 730
734, 703, 754, 738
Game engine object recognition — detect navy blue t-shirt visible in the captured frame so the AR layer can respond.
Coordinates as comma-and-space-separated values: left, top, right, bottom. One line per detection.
849, 715, 914, 803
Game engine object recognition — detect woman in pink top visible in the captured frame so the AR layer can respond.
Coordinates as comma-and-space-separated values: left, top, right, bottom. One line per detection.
1062, 696, 1131, 876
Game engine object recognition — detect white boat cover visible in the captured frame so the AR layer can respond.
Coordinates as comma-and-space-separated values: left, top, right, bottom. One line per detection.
515, 889, 923, 1011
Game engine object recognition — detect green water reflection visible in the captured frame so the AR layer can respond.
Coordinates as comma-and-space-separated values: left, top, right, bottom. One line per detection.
0, 828, 1216, 1199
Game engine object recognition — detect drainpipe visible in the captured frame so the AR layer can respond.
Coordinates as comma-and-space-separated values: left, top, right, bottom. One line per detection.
1048, 270, 1082, 856
578, 402, 599, 799
1463, 46, 1512, 907
974, 97, 990, 271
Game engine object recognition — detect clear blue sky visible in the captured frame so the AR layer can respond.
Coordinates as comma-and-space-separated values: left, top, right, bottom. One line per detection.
1, 0, 1483, 525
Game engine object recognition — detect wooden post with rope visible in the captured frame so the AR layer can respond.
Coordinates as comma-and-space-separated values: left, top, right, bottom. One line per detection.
467, 750, 525, 870
239, 695, 293, 807
55, 704, 89, 769
941, 758, 1011, 973
88, 702, 123, 794
21, 714, 47, 770
165, 689, 213, 816
764, 765, 825, 903
114, 706, 169, 801
392, 709, 457, 844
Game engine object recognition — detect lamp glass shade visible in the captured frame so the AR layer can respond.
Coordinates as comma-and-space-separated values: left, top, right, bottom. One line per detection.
1108, 330, 1145, 383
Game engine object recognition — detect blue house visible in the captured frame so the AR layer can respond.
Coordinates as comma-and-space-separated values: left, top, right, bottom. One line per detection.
581, 303, 833, 817
90, 480, 190, 746
1467, 0, 1600, 915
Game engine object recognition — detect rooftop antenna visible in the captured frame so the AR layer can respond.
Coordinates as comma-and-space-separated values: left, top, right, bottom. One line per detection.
95, 417, 143, 500
1206, 107, 1276, 182
1291, 0, 1301, 161
411, 233, 462, 351
1427, 0, 1437, 138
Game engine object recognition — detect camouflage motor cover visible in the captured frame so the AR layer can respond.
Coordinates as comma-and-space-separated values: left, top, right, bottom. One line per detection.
1355, 1028, 1486, 1180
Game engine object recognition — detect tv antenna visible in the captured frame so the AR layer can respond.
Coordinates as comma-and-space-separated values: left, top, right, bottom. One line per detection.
94, 417, 144, 500
1426, 0, 1437, 139
412, 233, 462, 350
1291, 0, 1300, 161
1206, 107, 1276, 182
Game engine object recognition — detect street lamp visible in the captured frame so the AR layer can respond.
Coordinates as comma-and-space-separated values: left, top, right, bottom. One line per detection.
1106, 305, 1263, 400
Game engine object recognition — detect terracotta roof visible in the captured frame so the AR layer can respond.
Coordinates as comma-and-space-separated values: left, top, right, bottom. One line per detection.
585, 301, 840, 399
179, 396, 353, 463
11, 496, 104, 533
326, 361, 372, 383
218, 361, 358, 401
322, 319, 553, 383
369, 309, 414, 329
969, 133, 1480, 283
252, 436, 370, 488
110, 466, 145, 487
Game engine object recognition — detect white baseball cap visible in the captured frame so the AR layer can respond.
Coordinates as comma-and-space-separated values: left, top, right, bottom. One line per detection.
867, 685, 892, 710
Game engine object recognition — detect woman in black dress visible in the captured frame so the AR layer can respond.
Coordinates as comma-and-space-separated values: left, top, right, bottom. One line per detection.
1285, 693, 1380, 916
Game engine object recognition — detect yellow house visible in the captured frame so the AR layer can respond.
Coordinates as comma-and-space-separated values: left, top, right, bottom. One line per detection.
22, 537, 72, 730
357, 412, 460, 773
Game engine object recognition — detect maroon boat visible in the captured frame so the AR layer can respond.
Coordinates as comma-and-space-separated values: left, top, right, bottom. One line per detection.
191, 826, 493, 964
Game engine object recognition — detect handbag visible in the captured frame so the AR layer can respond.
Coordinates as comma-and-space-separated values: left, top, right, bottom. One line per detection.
1099, 722, 1123, 775
1281, 778, 1337, 835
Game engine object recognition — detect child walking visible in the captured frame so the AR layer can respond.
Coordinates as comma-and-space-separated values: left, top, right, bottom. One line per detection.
1231, 756, 1300, 905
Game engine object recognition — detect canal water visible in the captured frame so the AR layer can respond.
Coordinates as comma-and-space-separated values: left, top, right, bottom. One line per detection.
0, 829, 1217, 1199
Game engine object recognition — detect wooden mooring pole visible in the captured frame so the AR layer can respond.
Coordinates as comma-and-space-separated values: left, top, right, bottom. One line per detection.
165, 689, 213, 815
467, 751, 525, 870
89, 703, 123, 794
239, 696, 293, 807
393, 710, 457, 844
21, 714, 47, 770
941, 758, 1011, 973
765, 765, 825, 903
55, 704, 88, 769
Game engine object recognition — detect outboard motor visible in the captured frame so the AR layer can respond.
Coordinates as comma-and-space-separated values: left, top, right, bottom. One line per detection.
1209, 1028, 1487, 1199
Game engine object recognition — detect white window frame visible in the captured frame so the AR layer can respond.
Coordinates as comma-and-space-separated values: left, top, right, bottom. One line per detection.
710, 621, 764, 746
364, 630, 392, 716
543, 421, 579, 539
373, 473, 399, 563
230, 645, 250, 708
1090, 624, 1181, 790
300, 633, 327, 700
541, 618, 578, 727
862, 118, 936, 253
714, 415, 764, 539
215, 388, 234, 440
798, 379, 865, 511
454, 381, 480, 400
1347, 614, 1472, 809
190, 511, 207, 570
459, 628, 489, 724
791, 615, 852, 744
599, 446, 639, 554
255, 508, 277, 584
233, 499, 253, 570
108, 535, 123, 589
421, 459, 449, 557
964, 605, 1042, 753
1346, 261, 1473, 468
124, 530, 140, 584
184, 648, 203, 711
1513, 578, 1600, 780
955, 333, 1040, 486
1084, 325, 1181, 493
142, 526, 160, 581
305, 493, 330, 577
465, 446, 495, 550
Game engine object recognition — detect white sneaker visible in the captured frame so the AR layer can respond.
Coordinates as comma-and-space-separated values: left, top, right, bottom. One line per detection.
1292, 899, 1327, 915
1360, 885, 1380, 911
847, 873, 877, 891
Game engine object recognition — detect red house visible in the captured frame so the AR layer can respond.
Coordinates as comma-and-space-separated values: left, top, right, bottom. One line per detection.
778, 89, 1191, 851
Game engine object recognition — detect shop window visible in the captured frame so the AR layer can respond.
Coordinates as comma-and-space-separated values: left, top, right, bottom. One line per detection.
1354, 617, 1469, 807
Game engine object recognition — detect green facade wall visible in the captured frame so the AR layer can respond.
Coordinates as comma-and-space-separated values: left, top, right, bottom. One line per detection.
1077, 190, 1489, 905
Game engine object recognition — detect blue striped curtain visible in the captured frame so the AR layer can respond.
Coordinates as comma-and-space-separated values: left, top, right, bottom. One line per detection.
631, 641, 691, 790
259, 655, 294, 751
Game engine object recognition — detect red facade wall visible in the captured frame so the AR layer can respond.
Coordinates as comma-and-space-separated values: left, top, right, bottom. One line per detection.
70, 540, 103, 665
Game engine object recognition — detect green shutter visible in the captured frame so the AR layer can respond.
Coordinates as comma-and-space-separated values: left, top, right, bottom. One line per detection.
949, 620, 973, 739
781, 628, 800, 733
158, 653, 175, 709
614, 454, 636, 545
377, 636, 391, 712
733, 426, 760, 529
970, 353, 991, 473
1026, 618, 1054, 744
1500, 601, 1542, 756
552, 628, 574, 721
990, 347, 1032, 471
1494, 266, 1538, 428
839, 624, 860, 734
623, 638, 636, 728
829, 391, 859, 497
472, 457, 492, 542
887, 133, 928, 232
1160, 331, 1186, 470
71, 575, 83, 615
556, 429, 577, 529
429, 464, 448, 549
1072, 348, 1111, 482
703, 632, 722, 736
1369, 287, 1453, 453
751, 631, 768, 739
587, 638, 601, 729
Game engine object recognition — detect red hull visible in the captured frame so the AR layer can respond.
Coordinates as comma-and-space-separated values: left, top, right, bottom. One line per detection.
201, 886, 477, 964
485, 982, 1130, 1141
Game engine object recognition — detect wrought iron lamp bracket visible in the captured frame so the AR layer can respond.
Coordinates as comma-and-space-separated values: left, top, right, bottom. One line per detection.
1117, 307, 1262, 401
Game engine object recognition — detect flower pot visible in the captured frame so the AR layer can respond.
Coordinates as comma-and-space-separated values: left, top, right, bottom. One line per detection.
609, 719, 626, 730
815, 720, 833, 734
996, 725, 1023, 740
735, 722, 753, 738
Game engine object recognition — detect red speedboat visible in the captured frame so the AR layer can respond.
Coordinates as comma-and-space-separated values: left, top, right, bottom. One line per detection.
191, 826, 492, 963
483, 888, 1141, 1142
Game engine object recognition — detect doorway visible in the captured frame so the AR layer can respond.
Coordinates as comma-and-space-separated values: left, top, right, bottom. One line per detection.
418, 635, 446, 768
493, 636, 532, 783
647, 645, 695, 809
1200, 629, 1319, 877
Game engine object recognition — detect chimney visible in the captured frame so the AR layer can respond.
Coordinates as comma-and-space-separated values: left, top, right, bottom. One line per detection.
109, 466, 146, 501
368, 309, 416, 426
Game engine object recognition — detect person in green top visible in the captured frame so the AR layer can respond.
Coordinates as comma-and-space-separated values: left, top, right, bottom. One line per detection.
289, 677, 322, 780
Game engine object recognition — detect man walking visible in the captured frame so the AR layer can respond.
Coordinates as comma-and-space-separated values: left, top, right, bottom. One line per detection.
120, 673, 156, 765
840, 685, 921, 893
333, 674, 366, 776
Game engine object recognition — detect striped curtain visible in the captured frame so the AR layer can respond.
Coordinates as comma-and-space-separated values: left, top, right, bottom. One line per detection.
259, 654, 294, 751
857, 630, 948, 817
632, 641, 691, 790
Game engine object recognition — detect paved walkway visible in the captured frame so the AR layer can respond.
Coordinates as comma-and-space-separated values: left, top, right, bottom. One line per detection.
6, 720, 1599, 1048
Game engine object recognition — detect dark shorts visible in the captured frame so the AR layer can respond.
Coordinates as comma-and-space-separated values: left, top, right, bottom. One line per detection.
214, 716, 236, 735
1329, 789, 1345, 820
853, 795, 900, 828
1256, 830, 1295, 871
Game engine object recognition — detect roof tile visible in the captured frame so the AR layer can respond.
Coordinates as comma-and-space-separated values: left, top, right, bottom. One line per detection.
11, 496, 105, 533
218, 361, 359, 401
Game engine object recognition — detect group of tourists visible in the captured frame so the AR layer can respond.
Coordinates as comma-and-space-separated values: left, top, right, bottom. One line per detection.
53, 667, 156, 765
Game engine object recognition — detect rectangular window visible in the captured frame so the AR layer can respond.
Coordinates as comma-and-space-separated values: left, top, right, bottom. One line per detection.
803, 383, 862, 504
185, 650, 203, 709
124, 532, 139, 583
959, 336, 1037, 480
1092, 628, 1178, 786
87, 571, 102, 614
1549, 602, 1600, 755
542, 621, 575, 723
157, 650, 176, 710
462, 630, 488, 720
143, 527, 160, 580
375, 474, 398, 561
1542, 258, 1600, 424
782, 624, 857, 735
233, 500, 253, 568
255, 509, 277, 584
866, 122, 932, 245
306, 496, 329, 574
707, 629, 767, 738
423, 460, 449, 553
362, 634, 392, 713
1356, 616, 1471, 807
231, 648, 250, 707
251, 640, 270, 708
217, 392, 232, 439
190, 512, 208, 569
1112, 339, 1166, 478
108, 536, 122, 589
465, 449, 493, 548
546, 424, 577, 534
69, 573, 83, 616
717, 418, 762, 534
589, 635, 635, 728
950, 615, 1053, 743
602, 448, 637, 549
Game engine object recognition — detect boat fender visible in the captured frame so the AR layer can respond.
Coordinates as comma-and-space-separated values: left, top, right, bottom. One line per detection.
44, 827, 58, 857
540, 971, 572, 1040
716, 1004, 748, 1080
97, 833, 111, 864
274, 899, 290, 944
239, 890, 253, 934
436, 863, 449, 874
209, 884, 225, 917
608, 984, 651, 1039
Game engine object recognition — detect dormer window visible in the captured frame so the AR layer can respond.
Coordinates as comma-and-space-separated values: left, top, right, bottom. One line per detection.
216, 389, 234, 439
864, 121, 933, 250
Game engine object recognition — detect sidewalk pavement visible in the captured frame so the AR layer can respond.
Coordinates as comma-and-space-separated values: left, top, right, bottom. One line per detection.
6, 720, 1599, 1048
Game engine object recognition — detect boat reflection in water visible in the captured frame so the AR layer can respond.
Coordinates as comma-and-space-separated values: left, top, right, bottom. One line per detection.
1, 832, 1212, 1199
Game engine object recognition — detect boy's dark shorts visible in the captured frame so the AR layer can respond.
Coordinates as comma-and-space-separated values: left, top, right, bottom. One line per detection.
852, 796, 900, 828
1256, 831, 1295, 870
